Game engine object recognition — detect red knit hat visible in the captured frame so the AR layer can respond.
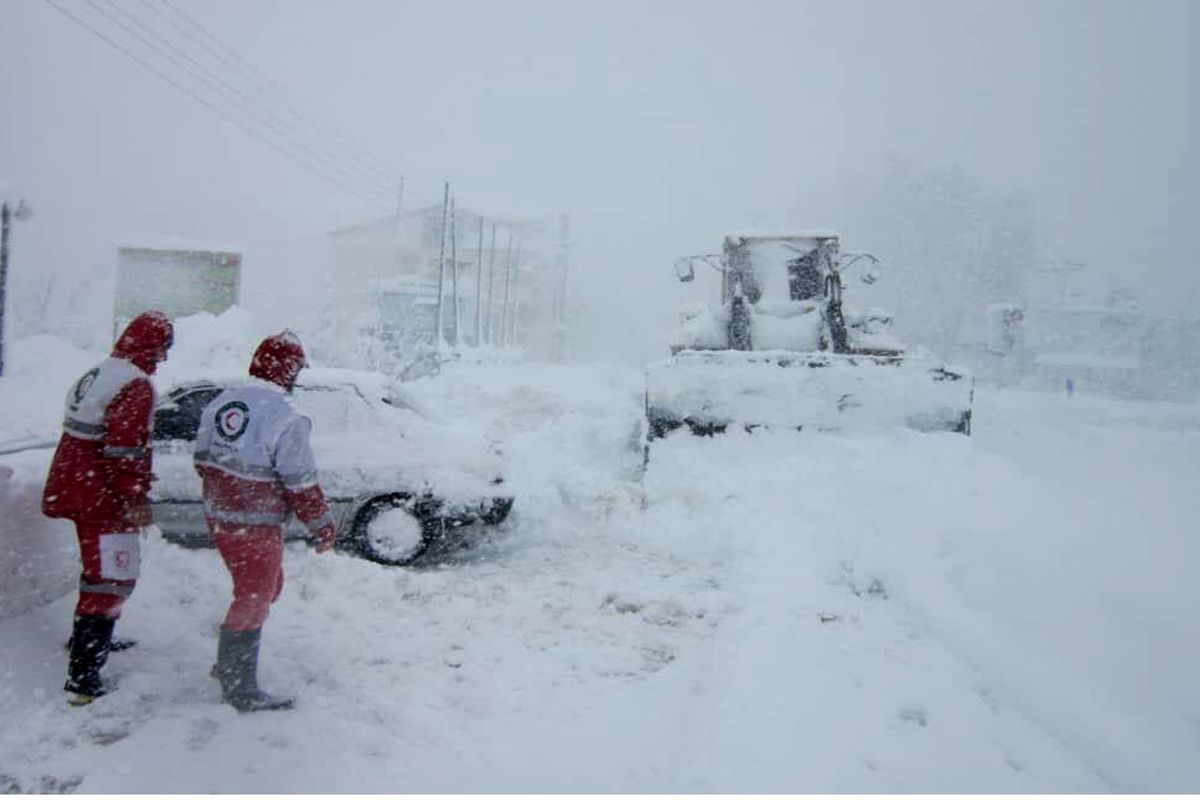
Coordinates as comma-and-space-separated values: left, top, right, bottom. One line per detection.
249, 329, 308, 390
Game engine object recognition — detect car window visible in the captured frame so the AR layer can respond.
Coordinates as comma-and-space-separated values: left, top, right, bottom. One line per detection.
154, 385, 223, 442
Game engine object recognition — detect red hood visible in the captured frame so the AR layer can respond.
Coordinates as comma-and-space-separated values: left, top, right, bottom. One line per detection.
112, 311, 174, 374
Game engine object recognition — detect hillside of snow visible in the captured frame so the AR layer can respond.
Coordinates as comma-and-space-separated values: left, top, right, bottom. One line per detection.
1, 320, 1198, 792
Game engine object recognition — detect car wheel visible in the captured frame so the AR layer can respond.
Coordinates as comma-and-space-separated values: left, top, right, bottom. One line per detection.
350, 494, 433, 566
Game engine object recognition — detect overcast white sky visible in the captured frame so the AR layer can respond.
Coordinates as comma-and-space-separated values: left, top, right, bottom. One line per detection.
0, 0, 1194, 362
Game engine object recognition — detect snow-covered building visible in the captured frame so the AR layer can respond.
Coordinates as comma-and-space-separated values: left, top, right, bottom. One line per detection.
113, 236, 242, 334
329, 206, 571, 369
1024, 297, 1144, 397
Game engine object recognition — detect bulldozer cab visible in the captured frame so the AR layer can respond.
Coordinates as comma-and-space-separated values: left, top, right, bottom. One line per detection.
720, 232, 841, 306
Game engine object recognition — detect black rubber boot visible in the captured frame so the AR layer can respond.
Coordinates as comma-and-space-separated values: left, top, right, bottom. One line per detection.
65, 634, 136, 652
214, 628, 294, 712
64, 615, 115, 705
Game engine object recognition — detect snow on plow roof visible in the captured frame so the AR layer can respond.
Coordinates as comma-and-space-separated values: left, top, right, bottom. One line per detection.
723, 229, 840, 242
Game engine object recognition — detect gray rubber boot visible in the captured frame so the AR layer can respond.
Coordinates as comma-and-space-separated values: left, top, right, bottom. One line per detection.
214, 628, 294, 712
64, 615, 115, 705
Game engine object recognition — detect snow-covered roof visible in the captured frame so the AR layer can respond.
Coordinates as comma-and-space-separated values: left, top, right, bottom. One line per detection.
1032, 303, 1140, 317
329, 206, 558, 239
117, 234, 243, 255
1034, 351, 1140, 370
327, 204, 443, 238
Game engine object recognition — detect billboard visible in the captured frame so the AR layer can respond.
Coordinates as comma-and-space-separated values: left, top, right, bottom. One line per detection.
114, 242, 241, 330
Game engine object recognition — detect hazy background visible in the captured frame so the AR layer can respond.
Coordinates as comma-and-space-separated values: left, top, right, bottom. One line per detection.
0, 0, 1194, 364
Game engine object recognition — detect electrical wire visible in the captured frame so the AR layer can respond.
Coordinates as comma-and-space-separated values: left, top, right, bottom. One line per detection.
41, 0, 522, 231
99, 0, 399, 196
80, 0, 396, 200
151, 0, 403, 186
143, 0, 450, 213
40, 0, 394, 205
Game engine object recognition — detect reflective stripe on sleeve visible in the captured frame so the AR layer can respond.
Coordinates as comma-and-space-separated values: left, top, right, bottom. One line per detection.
280, 469, 319, 490
63, 418, 105, 439
304, 512, 335, 533
101, 445, 148, 459
203, 503, 286, 526
79, 578, 134, 597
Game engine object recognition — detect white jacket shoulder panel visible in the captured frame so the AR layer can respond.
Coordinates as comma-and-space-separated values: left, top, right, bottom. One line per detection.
62, 357, 151, 441
194, 384, 312, 484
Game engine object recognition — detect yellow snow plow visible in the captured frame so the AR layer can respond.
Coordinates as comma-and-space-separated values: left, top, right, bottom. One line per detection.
645, 232, 973, 442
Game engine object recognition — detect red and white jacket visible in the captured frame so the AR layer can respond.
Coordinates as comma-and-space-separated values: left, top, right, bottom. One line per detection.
193, 380, 333, 533
42, 357, 156, 525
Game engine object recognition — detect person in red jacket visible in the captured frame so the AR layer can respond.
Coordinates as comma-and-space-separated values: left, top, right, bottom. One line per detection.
193, 330, 335, 712
42, 310, 174, 705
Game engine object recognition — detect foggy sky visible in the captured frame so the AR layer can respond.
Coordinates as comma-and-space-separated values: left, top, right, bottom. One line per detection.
1, 0, 1194, 363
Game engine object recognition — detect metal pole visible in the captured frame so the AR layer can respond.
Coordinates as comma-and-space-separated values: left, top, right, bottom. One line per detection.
474, 217, 484, 347
500, 235, 514, 348
450, 196, 460, 347
509, 241, 522, 347
555, 213, 570, 361
435, 182, 449, 347
0, 203, 10, 376
485, 222, 498, 345
394, 176, 405, 223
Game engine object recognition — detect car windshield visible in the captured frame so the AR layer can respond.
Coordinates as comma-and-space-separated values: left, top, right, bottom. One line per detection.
155, 381, 384, 442
291, 383, 374, 433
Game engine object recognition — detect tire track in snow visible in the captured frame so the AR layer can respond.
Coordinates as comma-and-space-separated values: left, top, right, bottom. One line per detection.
639, 428, 1110, 791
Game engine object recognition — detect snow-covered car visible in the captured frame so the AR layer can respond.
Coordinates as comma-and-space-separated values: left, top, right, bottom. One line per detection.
149, 368, 513, 566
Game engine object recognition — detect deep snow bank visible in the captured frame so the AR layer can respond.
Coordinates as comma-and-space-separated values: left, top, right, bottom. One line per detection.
2, 324, 1199, 791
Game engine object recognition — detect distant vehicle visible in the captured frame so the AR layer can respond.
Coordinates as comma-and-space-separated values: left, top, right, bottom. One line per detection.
645, 231, 973, 447
150, 368, 513, 566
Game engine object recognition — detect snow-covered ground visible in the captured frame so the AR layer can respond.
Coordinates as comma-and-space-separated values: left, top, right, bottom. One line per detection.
2, 318, 1199, 792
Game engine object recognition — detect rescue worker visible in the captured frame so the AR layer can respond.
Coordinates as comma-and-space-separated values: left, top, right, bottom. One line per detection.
193, 330, 335, 712
42, 310, 174, 705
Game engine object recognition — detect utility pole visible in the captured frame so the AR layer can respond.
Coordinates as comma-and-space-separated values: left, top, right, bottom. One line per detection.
500, 234, 514, 348
485, 222, 498, 345
435, 182, 449, 348
394, 176, 405, 223
508, 241, 522, 347
0, 199, 32, 377
474, 217, 484, 347
450, 196, 460, 348
554, 213, 571, 362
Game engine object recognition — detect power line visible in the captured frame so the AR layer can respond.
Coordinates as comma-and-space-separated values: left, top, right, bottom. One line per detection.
105, 0, 399, 195
78, 0, 396, 200
40, 0, 394, 205
149, 0, 443, 211
151, 0, 402, 185
41, 0, 506, 227
133, 0, 402, 193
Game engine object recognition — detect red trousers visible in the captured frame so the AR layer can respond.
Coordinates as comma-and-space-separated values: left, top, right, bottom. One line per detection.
213, 524, 285, 632
75, 520, 139, 619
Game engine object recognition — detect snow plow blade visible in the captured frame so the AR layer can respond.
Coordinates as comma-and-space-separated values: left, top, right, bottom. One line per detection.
645, 350, 973, 440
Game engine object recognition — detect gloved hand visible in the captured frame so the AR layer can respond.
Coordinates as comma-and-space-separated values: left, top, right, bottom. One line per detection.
313, 523, 336, 554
